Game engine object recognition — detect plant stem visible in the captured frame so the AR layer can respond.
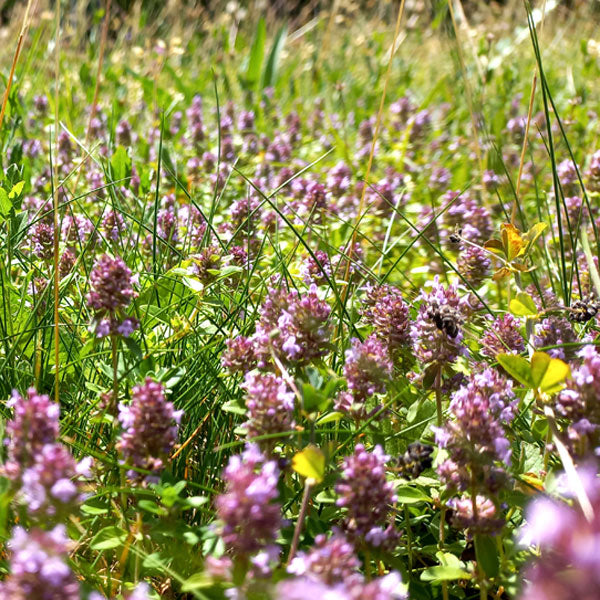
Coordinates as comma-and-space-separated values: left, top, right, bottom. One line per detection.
111, 335, 119, 415
287, 480, 312, 564
435, 368, 443, 427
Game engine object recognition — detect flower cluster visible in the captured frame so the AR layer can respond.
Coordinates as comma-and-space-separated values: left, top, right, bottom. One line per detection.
555, 345, 600, 455
411, 276, 468, 371
242, 372, 295, 444
534, 316, 577, 361
3, 388, 60, 480
87, 254, 138, 337
240, 284, 332, 369
0, 526, 80, 600
519, 463, 600, 600
481, 313, 525, 358
434, 368, 516, 535
215, 444, 282, 559
361, 284, 412, 363
335, 335, 393, 421
117, 378, 183, 483
335, 444, 399, 549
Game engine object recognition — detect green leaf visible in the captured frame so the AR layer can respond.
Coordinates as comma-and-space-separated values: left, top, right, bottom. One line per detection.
509, 292, 538, 317
90, 526, 127, 550
181, 572, 213, 591
421, 565, 472, 582
523, 222, 547, 256
8, 180, 24, 199
0, 188, 11, 217
393, 484, 431, 504
110, 145, 131, 183
475, 534, 500, 578
497, 353, 533, 388
292, 445, 325, 484
530, 351, 570, 392
262, 25, 287, 89
244, 17, 266, 87
138, 500, 167, 515
186, 495, 209, 508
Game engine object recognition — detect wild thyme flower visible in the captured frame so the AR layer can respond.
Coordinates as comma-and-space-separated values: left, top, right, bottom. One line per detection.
335, 444, 399, 549
222, 336, 257, 374
411, 276, 468, 370
335, 335, 393, 420
361, 284, 412, 362
216, 444, 282, 558
0, 526, 80, 600
556, 345, 600, 454
4, 388, 60, 481
117, 378, 183, 483
288, 529, 361, 586
242, 372, 295, 442
253, 284, 331, 368
447, 495, 505, 536
442, 191, 492, 243
457, 244, 490, 288
519, 462, 600, 599
87, 254, 139, 338
102, 209, 126, 242
481, 314, 525, 358
434, 368, 516, 495
534, 316, 578, 361
19, 443, 91, 519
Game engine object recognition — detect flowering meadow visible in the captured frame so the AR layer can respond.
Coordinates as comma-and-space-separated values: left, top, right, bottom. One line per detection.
2, 0, 600, 598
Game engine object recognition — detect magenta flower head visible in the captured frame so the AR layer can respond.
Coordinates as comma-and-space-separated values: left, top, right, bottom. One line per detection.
361, 284, 412, 363
519, 462, 600, 599
87, 254, 138, 338
287, 529, 361, 587
4, 388, 60, 481
556, 345, 600, 454
481, 313, 525, 358
335, 335, 393, 421
457, 245, 491, 288
19, 443, 90, 519
411, 276, 468, 371
215, 443, 282, 558
0, 525, 80, 600
335, 444, 399, 550
117, 378, 183, 483
434, 368, 515, 494
534, 316, 577, 361
222, 336, 257, 374
252, 284, 331, 368
242, 372, 295, 444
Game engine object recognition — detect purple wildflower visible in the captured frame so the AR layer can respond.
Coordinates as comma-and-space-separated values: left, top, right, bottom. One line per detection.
411, 276, 468, 369
457, 244, 491, 288
87, 254, 139, 338
519, 462, 600, 599
435, 368, 515, 491
481, 314, 525, 358
242, 372, 295, 443
335, 444, 399, 549
19, 443, 90, 518
534, 316, 577, 361
555, 345, 600, 454
361, 284, 412, 362
215, 444, 282, 558
4, 388, 60, 481
0, 526, 80, 600
117, 378, 183, 483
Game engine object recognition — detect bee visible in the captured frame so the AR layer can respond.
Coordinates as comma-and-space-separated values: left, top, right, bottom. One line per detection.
428, 304, 462, 338
449, 226, 462, 244
568, 297, 600, 323
396, 442, 434, 479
